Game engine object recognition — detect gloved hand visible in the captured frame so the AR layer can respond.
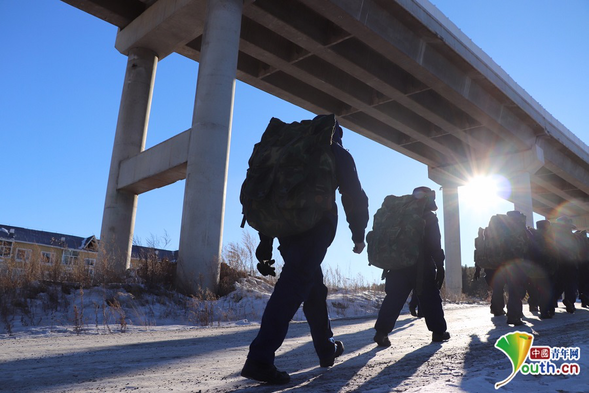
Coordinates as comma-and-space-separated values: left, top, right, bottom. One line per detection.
473, 266, 481, 281
435, 266, 445, 289
255, 236, 273, 263
353, 241, 366, 254
257, 259, 276, 277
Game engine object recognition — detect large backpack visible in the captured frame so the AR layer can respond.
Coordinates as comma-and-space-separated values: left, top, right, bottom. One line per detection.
240, 114, 338, 238
474, 212, 529, 269
527, 227, 558, 275
366, 194, 428, 271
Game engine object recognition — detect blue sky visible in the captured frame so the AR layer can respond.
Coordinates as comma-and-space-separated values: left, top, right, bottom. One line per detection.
2, 0, 588, 284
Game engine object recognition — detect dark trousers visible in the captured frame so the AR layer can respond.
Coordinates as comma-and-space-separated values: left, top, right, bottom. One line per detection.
408, 290, 424, 318
485, 269, 505, 313
247, 219, 336, 365
497, 261, 527, 322
524, 261, 553, 316
409, 291, 419, 309
554, 263, 578, 305
374, 265, 447, 334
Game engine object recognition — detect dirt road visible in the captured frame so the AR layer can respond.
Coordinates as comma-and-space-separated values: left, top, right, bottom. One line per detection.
1, 304, 587, 392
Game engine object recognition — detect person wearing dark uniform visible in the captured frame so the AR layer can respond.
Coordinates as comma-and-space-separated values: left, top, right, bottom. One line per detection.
552, 216, 579, 314
484, 267, 506, 316
501, 211, 528, 326
241, 122, 369, 385
528, 220, 558, 319
373, 186, 449, 347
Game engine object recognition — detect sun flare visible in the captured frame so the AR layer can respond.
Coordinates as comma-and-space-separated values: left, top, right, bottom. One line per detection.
460, 175, 505, 209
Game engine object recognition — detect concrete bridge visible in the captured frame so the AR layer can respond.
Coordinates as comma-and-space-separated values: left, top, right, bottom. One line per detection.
61, 0, 589, 296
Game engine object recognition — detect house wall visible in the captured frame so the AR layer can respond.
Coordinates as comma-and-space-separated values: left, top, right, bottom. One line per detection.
0, 239, 98, 280
1, 237, 172, 282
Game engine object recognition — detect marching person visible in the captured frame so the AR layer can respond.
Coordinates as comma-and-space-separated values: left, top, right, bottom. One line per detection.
373, 186, 450, 347
552, 216, 579, 314
240, 117, 369, 384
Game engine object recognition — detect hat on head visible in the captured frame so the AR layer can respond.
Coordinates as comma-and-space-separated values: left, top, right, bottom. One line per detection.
507, 210, 526, 224
536, 220, 551, 230
412, 186, 437, 211
412, 186, 434, 198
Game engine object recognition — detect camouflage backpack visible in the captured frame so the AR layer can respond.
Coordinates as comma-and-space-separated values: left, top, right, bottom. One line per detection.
366, 194, 428, 271
475, 212, 529, 269
240, 114, 338, 238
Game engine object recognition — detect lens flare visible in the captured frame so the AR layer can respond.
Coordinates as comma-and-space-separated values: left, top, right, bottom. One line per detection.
460, 175, 509, 209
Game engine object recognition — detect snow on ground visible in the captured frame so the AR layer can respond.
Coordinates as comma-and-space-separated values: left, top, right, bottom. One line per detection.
0, 277, 387, 337
1, 277, 588, 392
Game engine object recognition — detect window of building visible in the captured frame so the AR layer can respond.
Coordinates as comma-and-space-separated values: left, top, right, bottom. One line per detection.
0, 240, 13, 259
41, 251, 56, 265
15, 248, 32, 262
84, 258, 96, 276
62, 250, 79, 266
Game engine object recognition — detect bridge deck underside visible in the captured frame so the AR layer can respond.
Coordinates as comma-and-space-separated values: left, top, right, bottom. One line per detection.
62, 0, 589, 222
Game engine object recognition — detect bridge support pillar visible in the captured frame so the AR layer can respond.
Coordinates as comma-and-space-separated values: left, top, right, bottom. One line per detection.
177, 0, 243, 295
99, 47, 158, 276
509, 171, 535, 228
440, 183, 463, 300
428, 167, 463, 299
504, 146, 544, 227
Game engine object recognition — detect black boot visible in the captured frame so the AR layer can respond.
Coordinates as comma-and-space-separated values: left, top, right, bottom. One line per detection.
241, 359, 290, 384
491, 307, 506, 316
432, 331, 450, 342
563, 299, 576, 314
373, 331, 391, 347
506, 317, 524, 326
579, 294, 589, 308
320, 340, 344, 367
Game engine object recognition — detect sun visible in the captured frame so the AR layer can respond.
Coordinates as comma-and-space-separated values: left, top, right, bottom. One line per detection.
459, 175, 504, 209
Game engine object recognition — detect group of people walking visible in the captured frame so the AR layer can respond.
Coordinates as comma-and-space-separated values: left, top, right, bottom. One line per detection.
236, 114, 588, 385
238, 115, 449, 384
476, 214, 589, 325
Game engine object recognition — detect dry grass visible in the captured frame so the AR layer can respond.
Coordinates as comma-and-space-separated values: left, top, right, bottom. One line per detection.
1, 231, 485, 335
